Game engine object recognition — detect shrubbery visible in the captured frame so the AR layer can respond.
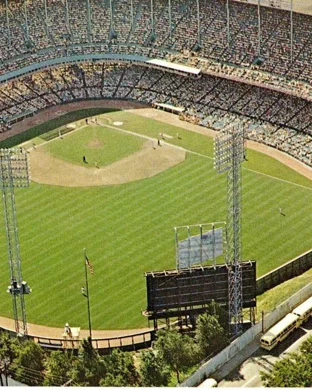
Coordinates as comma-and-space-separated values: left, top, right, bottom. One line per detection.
0, 303, 229, 386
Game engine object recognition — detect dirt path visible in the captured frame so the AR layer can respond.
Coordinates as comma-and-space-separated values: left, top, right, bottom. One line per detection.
0, 315, 151, 340
1, 100, 312, 339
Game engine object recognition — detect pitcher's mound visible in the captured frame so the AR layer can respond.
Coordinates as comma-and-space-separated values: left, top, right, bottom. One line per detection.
29, 141, 186, 187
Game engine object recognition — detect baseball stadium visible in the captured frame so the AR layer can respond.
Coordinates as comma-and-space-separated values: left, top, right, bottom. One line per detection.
1, 0, 312, 367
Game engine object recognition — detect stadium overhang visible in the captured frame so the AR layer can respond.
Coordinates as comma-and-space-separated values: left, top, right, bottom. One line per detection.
146, 58, 201, 77
0, 54, 201, 84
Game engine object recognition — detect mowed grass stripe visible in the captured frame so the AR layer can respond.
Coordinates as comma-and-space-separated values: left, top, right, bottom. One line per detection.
0, 111, 312, 329
106, 111, 312, 189
242, 170, 312, 274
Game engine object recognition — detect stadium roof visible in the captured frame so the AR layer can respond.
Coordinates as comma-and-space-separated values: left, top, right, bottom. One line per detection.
146, 59, 201, 76
233, 0, 312, 16
0, 54, 149, 83
0, 54, 201, 83
153, 102, 185, 113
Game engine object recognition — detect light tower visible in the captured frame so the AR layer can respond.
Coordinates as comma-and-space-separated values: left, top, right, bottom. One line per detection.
214, 124, 245, 336
0, 148, 31, 336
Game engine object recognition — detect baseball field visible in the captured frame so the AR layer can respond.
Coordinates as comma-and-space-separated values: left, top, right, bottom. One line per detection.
0, 107, 312, 331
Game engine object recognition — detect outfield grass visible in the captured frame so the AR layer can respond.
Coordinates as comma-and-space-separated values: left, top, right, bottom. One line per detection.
0, 109, 311, 330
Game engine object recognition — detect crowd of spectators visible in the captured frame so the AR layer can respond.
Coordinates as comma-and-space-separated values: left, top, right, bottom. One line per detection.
1, 61, 312, 167
1, 0, 312, 169
1, 0, 312, 81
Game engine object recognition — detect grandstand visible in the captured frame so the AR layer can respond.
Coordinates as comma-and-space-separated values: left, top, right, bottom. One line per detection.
1, 0, 312, 77
1, 59, 312, 166
0, 0, 312, 169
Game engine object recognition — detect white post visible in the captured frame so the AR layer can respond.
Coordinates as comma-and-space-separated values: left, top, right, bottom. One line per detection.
168, 0, 172, 40
5, 0, 11, 46
197, 0, 200, 46
109, 0, 113, 36
175, 227, 179, 270
290, 0, 293, 64
65, 0, 70, 31
44, 0, 48, 21
226, 0, 230, 48
130, 0, 134, 28
86, 0, 92, 43
200, 225, 203, 265
257, 0, 261, 57
24, 0, 29, 40
150, 0, 154, 36
187, 226, 191, 269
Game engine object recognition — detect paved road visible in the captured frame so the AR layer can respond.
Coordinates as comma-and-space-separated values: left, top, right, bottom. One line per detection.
217, 318, 312, 387
1, 373, 27, 387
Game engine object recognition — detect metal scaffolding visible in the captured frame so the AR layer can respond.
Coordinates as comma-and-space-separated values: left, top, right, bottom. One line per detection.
214, 124, 245, 336
0, 149, 31, 336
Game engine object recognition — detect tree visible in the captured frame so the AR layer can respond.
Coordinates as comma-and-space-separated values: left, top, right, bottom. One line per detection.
100, 372, 130, 387
100, 349, 140, 387
260, 336, 312, 387
0, 332, 20, 363
43, 350, 77, 386
12, 339, 45, 386
69, 338, 106, 386
153, 328, 199, 383
196, 313, 228, 359
205, 300, 229, 331
139, 349, 170, 387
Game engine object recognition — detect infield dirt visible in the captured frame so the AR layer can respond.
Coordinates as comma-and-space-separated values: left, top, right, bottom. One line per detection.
29, 139, 186, 187
2, 100, 312, 338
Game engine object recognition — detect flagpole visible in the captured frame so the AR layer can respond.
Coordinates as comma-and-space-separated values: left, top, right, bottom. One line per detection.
84, 248, 92, 342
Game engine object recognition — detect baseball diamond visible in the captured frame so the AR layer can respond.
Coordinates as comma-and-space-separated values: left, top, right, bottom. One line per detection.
1, 0, 312, 347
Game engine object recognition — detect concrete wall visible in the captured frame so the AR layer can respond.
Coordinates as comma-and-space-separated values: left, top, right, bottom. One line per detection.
180, 282, 312, 387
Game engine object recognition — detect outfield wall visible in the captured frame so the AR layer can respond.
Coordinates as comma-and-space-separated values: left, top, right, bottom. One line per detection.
179, 281, 312, 387
256, 248, 312, 295
0, 328, 155, 354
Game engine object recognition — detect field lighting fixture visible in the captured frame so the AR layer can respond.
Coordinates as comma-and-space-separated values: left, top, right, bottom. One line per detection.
214, 124, 245, 336
0, 148, 31, 336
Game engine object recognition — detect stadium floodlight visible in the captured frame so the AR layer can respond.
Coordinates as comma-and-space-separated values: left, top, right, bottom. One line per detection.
0, 148, 30, 336
214, 125, 245, 174
214, 124, 245, 336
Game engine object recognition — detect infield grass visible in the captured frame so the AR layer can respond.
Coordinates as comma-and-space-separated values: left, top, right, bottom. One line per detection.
44, 124, 145, 167
0, 109, 311, 330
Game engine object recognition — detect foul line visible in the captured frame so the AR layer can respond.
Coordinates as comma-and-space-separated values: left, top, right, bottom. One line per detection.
188, 150, 312, 192
99, 116, 312, 192
76, 119, 312, 192
31, 115, 312, 192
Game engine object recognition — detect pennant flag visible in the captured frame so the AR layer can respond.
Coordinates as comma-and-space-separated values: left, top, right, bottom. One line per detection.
85, 254, 94, 274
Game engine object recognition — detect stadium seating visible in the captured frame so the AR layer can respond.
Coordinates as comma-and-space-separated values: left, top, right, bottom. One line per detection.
1, 0, 312, 167
1, 0, 312, 78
